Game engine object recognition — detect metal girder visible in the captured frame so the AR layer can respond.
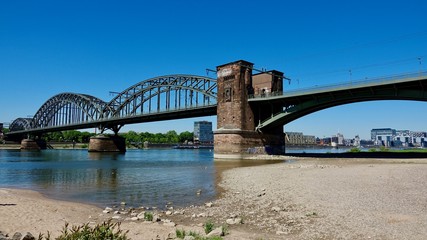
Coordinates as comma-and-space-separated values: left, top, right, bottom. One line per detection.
103, 75, 217, 118
31, 93, 109, 129
8, 75, 217, 136
9, 118, 33, 132
254, 73, 427, 131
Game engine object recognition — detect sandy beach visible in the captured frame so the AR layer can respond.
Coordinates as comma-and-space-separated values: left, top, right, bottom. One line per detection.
1, 157, 427, 239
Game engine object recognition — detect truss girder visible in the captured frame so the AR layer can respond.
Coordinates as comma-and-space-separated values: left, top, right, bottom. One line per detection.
31, 93, 109, 129
9, 118, 33, 132
104, 75, 217, 118
8, 75, 217, 135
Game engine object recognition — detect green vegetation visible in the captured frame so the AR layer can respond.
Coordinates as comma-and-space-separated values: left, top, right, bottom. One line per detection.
40, 130, 193, 146
389, 148, 427, 153
143, 211, 153, 221
379, 146, 389, 152
37, 221, 129, 240
204, 220, 215, 234
43, 130, 95, 143
176, 229, 186, 238
120, 130, 193, 145
348, 147, 361, 153
349, 147, 427, 153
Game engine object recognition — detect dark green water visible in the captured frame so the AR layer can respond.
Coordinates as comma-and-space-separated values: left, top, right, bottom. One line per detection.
0, 149, 217, 209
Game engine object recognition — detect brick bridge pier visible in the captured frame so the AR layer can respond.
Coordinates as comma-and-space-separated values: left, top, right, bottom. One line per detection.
214, 60, 285, 159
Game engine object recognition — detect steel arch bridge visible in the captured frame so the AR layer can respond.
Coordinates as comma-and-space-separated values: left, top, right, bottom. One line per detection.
6, 71, 427, 138
8, 75, 217, 136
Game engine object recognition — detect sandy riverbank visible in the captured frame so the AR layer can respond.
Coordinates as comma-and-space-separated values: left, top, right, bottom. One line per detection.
1, 157, 427, 239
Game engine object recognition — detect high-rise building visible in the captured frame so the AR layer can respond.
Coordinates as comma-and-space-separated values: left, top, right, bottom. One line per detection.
194, 121, 213, 144
371, 128, 396, 146
371, 128, 426, 147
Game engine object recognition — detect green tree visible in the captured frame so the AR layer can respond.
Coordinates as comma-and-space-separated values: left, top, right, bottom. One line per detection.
179, 131, 193, 143
122, 131, 140, 145
165, 130, 179, 143
140, 132, 153, 142
44, 132, 64, 142
63, 130, 81, 142
79, 131, 93, 143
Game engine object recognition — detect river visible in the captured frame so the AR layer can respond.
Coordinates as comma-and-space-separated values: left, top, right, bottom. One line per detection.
0, 148, 286, 209
1, 147, 346, 209
0, 149, 220, 209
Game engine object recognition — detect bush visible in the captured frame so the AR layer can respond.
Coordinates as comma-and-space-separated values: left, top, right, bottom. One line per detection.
144, 212, 153, 221
348, 147, 361, 153
379, 146, 389, 152
176, 229, 186, 239
204, 220, 215, 234
38, 221, 129, 240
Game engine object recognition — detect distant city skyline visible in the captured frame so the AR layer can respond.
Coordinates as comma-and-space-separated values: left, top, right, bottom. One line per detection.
286, 125, 427, 141
1, 1, 426, 140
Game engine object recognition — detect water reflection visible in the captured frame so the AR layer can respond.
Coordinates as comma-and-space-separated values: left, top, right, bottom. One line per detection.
0, 149, 290, 209
0, 149, 218, 208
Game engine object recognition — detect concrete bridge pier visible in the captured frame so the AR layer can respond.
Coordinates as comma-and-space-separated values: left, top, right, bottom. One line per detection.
88, 125, 126, 152
214, 60, 285, 159
88, 135, 126, 152
20, 137, 47, 150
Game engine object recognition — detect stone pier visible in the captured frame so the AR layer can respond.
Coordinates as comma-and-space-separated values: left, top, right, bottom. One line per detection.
88, 134, 126, 152
20, 139, 47, 150
214, 60, 285, 159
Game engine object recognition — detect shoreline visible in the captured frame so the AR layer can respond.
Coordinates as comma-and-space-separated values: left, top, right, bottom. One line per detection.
1, 157, 427, 239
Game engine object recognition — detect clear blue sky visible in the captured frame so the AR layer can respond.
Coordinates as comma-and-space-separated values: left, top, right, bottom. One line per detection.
1, 0, 426, 139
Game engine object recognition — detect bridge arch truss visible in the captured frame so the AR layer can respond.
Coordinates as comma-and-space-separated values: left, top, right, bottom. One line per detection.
9, 118, 33, 132
104, 75, 217, 118
31, 93, 109, 129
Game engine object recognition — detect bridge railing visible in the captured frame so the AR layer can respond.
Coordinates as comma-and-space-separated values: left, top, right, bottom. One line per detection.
249, 91, 284, 99
249, 71, 427, 99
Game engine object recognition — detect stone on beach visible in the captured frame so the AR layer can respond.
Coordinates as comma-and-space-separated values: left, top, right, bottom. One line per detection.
206, 227, 224, 237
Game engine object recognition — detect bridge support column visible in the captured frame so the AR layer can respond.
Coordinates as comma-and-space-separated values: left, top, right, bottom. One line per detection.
88, 134, 126, 153
20, 138, 47, 150
214, 60, 285, 159
214, 130, 285, 159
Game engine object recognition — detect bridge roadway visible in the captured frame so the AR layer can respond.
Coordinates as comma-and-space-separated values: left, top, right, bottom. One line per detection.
8, 106, 217, 136
249, 72, 427, 131
6, 71, 427, 138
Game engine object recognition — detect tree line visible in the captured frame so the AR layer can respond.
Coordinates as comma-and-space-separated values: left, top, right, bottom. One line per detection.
41, 130, 194, 144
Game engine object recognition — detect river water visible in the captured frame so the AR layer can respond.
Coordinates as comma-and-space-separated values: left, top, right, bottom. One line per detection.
1, 147, 347, 209
0, 149, 220, 209
0, 148, 285, 209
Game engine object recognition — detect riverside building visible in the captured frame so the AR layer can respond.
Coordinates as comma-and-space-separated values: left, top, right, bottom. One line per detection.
371, 128, 426, 147
193, 121, 213, 145
285, 132, 316, 145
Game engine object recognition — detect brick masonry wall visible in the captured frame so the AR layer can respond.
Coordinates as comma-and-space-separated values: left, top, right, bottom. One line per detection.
88, 135, 126, 152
